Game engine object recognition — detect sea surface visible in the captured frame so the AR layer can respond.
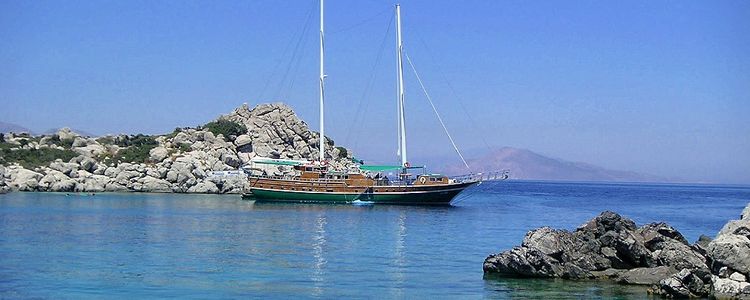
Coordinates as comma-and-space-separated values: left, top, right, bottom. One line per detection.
1, 181, 748, 299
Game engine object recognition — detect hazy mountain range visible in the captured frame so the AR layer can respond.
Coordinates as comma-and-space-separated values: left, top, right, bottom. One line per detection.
439, 147, 673, 183
0, 121, 31, 134
0, 121, 95, 137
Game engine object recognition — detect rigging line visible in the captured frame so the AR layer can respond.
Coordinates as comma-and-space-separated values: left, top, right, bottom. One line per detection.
329, 6, 391, 35
412, 28, 494, 155
284, 10, 316, 100
257, 0, 316, 102
345, 11, 394, 151
273, 0, 316, 101
403, 49, 470, 171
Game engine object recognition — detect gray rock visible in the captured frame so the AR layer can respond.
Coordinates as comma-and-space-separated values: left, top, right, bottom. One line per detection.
51, 179, 77, 192
730, 272, 748, 282
172, 132, 191, 145
139, 176, 172, 193
75, 175, 110, 192
149, 147, 169, 162
56, 127, 79, 141
104, 182, 128, 192
652, 241, 708, 271
712, 275, 750, 299
49, 160, 79, 176
521, 227, 574, 257
235, 134, 252, 152
484, 210, 713, 287
103, 166, 118, 178
651, 268, 711, 298
114, 170, 141, 185
186, 181, 219, 193
8, 168, 42, 191
709, 224, 750, 275
618, 266, 674, 285
79, 157, 97, 173
71, 137, 88, 147
72, 143, 106, 157
38, 170, 70, 191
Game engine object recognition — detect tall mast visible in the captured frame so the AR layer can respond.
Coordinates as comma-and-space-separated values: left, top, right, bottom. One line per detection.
396, 4, 407, 168
318, 0, 326, 162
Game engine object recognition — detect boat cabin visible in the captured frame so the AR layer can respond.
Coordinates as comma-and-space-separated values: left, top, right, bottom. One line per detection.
414, 174, 449, 186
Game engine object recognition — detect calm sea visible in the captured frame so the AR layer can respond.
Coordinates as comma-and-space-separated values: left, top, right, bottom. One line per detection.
1, 181, 748, 299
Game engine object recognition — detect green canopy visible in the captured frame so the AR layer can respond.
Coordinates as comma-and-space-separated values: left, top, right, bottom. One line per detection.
358, 165, 402, 172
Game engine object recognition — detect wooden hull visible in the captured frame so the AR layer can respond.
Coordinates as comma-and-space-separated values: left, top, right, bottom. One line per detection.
243, 180, 477, 205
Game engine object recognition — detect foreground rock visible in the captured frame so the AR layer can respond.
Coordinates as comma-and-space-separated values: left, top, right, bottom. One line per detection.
0, 103, 353, 194
484, 202, 750, 299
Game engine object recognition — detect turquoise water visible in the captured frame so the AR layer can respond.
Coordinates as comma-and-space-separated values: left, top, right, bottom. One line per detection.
1, 181, 748, 299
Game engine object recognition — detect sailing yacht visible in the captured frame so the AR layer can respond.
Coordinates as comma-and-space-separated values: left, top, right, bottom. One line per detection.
242, 2, 493, 205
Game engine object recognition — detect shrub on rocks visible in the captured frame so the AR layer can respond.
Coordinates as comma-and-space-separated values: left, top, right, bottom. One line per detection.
202, 119, 247, 139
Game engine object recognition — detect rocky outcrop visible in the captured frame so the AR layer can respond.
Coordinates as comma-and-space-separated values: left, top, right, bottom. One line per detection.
484, 202, 750, 299
704, 206, 750, 299
483, 211, 707, 284
0, 103, 353, 194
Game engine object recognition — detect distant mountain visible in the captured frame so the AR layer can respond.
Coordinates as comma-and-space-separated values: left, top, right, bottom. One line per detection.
441, 147, 671, 183
0, 121, 32, 134
42, 127, 96, 137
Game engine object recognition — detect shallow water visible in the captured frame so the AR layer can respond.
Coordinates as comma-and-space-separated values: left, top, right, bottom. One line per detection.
1, 181, 748, 299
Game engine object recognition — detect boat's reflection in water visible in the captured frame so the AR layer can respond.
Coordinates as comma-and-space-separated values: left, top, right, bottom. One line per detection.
247, 201, 456, 296
392, 210, 407, 298
311, 213, 327, 297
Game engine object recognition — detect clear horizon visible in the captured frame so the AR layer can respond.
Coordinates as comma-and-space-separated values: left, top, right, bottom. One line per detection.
1, 0, 749, 184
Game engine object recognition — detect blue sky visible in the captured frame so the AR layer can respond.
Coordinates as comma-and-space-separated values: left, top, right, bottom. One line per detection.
1, 0, 749, 183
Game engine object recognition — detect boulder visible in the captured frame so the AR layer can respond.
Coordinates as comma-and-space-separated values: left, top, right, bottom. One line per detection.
8, 168, 42, 191
186, 181, 219, 194
149, 147, 169, 162
651, 268, 711, 298
71, 137, 88, 147
114, 170, 141, 185
172, 132, 192, 145
73, 144, 106, 157
38, 170, 70, 191
56, 127, 78, 141
484, 211, 709, 282
708, 208, 750, 275
235, 134, 253, 152
730, 272, 748, 282
619, 266, 674, 285
49, 160, 79, 176
138, 176, 172, 193
712, 276, 750, 299
51, 179, 77, 192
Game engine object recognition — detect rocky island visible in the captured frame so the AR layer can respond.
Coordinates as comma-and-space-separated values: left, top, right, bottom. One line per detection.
484, 203, 750, 298
0, 103, 352, 194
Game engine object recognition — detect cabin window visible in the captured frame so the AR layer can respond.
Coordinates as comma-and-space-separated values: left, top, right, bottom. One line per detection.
327, 189, 334, 192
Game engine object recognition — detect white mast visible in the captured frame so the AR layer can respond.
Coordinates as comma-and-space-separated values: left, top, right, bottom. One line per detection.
318, 0, 326, 162
396, 4, 407, 168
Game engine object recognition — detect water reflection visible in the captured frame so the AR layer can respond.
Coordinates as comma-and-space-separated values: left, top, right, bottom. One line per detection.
311, 214, 327, 296
482, 274, 653, 299
391, 210, 407, 298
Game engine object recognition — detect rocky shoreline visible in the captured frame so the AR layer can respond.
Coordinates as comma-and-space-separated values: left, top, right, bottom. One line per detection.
0, 103, 351, 194
484, 203, 750, 299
